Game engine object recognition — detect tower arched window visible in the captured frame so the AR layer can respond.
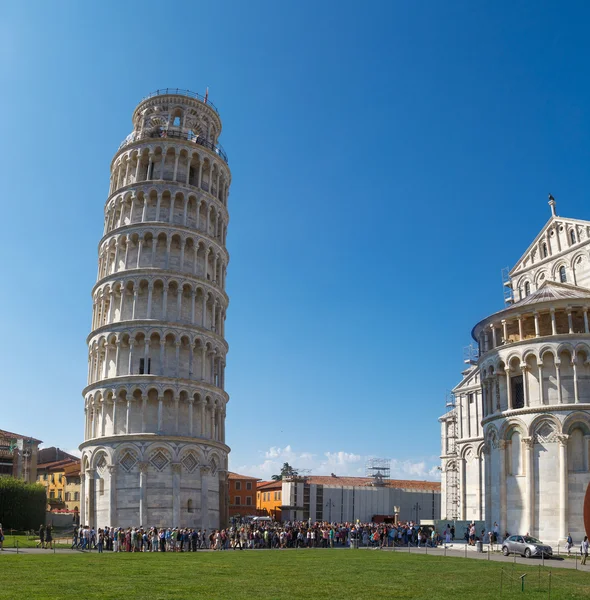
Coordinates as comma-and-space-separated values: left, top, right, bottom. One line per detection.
559, 265, 567, 283
524, 282, 530, 297
571, 230, 576, 245
542, 243, 548, 258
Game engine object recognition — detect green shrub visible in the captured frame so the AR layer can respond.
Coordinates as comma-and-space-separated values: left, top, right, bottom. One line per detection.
0, 477, 46, 530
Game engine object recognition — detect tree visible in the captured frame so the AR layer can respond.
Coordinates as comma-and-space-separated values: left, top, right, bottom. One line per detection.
0, 478, 46, 531
271, 462, 298, 480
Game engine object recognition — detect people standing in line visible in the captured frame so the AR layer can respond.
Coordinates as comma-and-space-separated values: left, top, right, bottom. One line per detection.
581, 536, 589, 565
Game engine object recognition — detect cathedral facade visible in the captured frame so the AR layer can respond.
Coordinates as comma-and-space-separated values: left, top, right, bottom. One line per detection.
441, 199, 590, 544
79, 89, 231, 529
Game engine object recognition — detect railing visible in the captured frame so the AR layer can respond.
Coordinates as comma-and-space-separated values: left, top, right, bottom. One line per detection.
118, 128, 228, 164
139, 88, 219, 114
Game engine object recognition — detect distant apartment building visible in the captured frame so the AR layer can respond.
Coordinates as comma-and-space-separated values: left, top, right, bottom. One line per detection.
0, 428, 41, 483
228, 472, 260, 517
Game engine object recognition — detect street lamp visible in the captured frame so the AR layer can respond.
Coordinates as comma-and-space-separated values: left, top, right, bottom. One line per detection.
325, 499, 335, 523
413, 503, 421, 524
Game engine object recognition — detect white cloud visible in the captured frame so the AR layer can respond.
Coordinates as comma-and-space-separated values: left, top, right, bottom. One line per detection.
231, 446, 440, 481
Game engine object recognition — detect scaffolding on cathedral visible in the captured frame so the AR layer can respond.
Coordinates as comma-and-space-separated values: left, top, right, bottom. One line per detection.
501, 266, 514, 305
444, 392, 459, 520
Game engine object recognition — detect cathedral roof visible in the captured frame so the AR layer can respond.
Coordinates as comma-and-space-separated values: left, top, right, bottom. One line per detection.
510, 280, 590, 307
471, 280, 590, 340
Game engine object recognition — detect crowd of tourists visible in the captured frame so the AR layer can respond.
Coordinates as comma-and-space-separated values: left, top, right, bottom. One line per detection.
60, 520, 463, 552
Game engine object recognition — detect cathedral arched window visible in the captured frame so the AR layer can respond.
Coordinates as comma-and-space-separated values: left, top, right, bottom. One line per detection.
524, 282, 530, 297
571, 230, 576, 245
559, 265, 567, 283
542, 243, 548, 258
187, 499, 194, 513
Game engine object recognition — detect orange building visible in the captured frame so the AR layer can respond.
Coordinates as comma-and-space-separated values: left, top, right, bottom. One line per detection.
227, 472, 260, 518
256, 480, 283, 520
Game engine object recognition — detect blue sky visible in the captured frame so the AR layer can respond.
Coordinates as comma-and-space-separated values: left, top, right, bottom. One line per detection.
2, 1, 590, 479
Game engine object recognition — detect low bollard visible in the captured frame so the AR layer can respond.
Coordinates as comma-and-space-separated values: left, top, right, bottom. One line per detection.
520, 574, 527, 592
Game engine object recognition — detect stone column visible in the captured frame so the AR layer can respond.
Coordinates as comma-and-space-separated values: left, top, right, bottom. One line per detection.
521, 364, 530, 407
172, 463, 181, 526
567, 309, 574, 334
141, 394, 147, 433
200, 466, 210, 531
556, 360, 563, 404
537, 363, 544, 405
523, 437, 534, 536
107, 465, 117, 527
139, 462, 148, 527
125, 399, 132, 434
505, 369, 512, 409
502, 320, 508, 343
550, 308, 557, 335
86, 469, 96, 527
490, 324, 497, 348
200, 399, 205, 436
162, 285, 168, 319
158, 396, 163, 432
557, 434, 569, 542
174, 396, 180, 434
499, 440, 507, 537
534, 312, 540, 337
571, 356, 580, 403
459, 456, 466, 520
80, 473, 86, 525
483, 445, 492, 531
128, 341, 135, 375
188, 399, 194, 435
584, 309, 589, 334
147, 283, 153, 318
518, 317, 523, 341
112, 397, 118, 435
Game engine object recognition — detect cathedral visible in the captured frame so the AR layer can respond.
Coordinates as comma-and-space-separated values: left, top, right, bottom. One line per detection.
441, 197, 590, 545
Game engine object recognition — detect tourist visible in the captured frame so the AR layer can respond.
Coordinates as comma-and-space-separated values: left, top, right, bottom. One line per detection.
37, 524, 45, 549
581, 536, 589, 565
45, 523, 53, 550
566, 533, 573, 555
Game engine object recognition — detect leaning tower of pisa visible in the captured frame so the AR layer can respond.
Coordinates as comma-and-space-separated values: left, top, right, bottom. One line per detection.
80, 89, 231, 530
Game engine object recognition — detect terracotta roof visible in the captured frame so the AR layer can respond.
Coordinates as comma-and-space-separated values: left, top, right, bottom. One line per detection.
287, 475, 440, 491
37, 459, 79, 471
227, 471, 261, 481
0, 428, 42, 444
257, 480, 283, 490
63, 461, 81, 476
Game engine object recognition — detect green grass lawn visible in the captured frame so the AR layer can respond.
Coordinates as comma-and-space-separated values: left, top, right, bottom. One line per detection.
0, 550, 589, 599
1, 534, 70, 549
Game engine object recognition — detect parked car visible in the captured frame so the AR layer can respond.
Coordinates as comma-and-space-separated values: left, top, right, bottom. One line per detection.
502, 535, 553, 558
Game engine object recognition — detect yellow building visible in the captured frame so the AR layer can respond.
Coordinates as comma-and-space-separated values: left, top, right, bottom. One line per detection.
37, 458, 80, 513
256, 480, 283, 520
